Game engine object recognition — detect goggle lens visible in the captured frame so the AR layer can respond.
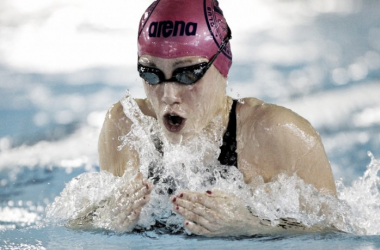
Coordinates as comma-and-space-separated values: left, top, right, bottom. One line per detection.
138, 25, 231, 85
140, 72, 161, 85
138, 63, 207, 85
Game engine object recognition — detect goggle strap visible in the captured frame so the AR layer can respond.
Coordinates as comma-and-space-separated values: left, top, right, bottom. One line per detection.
204, 25, 232, 71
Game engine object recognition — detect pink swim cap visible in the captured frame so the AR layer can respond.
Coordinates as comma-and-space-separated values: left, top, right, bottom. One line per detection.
138, 0, 232, 78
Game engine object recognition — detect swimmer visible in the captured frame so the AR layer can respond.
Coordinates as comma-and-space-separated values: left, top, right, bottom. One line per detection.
98, 0, 337, 236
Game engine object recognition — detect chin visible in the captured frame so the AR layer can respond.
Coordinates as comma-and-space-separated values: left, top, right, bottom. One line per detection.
162, 128, 196, 145
163, 132, 185, 145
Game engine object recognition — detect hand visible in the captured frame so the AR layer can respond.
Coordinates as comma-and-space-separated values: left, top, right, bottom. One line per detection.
171, 189, 263, 237
103, 172, 152, 233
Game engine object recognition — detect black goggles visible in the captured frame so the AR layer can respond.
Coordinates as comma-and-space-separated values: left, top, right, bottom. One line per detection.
138, 26, 232, 85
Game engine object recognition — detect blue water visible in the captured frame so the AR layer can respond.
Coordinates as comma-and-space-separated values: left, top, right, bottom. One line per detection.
1, 0, 380, 249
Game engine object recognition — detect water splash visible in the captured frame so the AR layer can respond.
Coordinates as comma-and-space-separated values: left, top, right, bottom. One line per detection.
336, 152, 380, 235
46, 94, 380, 235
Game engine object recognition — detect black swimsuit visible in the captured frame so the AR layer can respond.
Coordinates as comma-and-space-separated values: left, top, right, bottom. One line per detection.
218, 99, 238, 167
144, 100, 239, 231
148, 99, 238, 188
149, 99, 239, 177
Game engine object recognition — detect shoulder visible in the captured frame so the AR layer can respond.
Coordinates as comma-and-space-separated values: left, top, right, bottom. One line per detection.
98, 98, 152, 176
104, 101, 126, 126
236, 98, 322, 177
102, 98, 154, 133
235, 98, 336, 195
237, 97, 319, 145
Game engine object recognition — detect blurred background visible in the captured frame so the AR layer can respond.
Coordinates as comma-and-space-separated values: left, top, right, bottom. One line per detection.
1, 0, 380, 185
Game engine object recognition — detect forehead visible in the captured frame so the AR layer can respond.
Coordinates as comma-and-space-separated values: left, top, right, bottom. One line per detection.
138, 55, 208, 68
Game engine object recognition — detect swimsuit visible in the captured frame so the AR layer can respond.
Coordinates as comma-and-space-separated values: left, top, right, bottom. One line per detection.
149, 98, 238, 172
145, 100, 239, 231
218, 99, 238, 168
148, 99, 238, 190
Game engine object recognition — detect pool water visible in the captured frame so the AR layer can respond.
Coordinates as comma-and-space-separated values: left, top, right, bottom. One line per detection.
1, 0, 380, 249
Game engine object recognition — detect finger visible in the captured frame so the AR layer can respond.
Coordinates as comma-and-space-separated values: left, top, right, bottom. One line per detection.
143, 180, 153, 192
170, 195, 176, 203
123, 192, 149, 212
173, 197, 218, 222
174, 204, 215, 231
121, 208, 141, 224
113, 187, 149, 214
115, 198, 142, 220
130, 183, 151, 201
117, 180, 151, 209
119, 209, 141, 232
136, 178, 153, 196
128, 209, 141, 222
120, 181, 143, 197
181, 189, 225, 198
131, 194, 150, 210
184, 220, 213, 237
176, 191, 216, 210
134, 175, 153, 194
208, 189, 229, 198
121, 177, 151, 197
126, 173, 144, 190
136, 172, 153, 190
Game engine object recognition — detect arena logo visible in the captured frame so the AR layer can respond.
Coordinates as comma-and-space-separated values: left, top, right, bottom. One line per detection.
148, 21, 198, 38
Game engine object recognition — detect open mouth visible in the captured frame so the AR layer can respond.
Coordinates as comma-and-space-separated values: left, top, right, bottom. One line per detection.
163, 114, 186, 132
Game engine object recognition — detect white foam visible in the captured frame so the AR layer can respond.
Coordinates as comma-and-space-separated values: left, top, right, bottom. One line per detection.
0, 125, 100, 171
46, 95, 380, 235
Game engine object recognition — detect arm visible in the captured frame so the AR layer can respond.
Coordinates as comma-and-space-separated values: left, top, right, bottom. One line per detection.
170, 101, 337, 237
238, 102, 336, 195
66, 172, 152, 233
98, 101, 140, 176
70, 101, 152, 233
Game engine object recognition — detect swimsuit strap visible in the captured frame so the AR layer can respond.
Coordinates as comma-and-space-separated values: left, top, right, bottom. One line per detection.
218, 99, 238, 167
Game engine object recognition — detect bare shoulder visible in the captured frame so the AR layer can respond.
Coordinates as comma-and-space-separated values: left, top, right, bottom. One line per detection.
104, 101, 129, 132
237, 97, 317, 137
236, 97, 336, 195
101, 98, 154, 134
98, 98, 152, 176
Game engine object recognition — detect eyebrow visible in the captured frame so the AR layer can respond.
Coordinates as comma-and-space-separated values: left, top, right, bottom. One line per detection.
173, 59, 197, 67
139, 58, 203, 68
140, 61, 157, 67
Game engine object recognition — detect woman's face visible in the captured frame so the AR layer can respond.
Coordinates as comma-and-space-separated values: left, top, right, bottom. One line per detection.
139, 55, 227, 144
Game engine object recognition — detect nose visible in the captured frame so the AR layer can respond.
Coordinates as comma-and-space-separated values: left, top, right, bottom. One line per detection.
161, 82, 182, 105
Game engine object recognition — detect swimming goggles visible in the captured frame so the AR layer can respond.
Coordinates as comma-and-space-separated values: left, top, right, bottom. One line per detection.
138, 26, 232, 85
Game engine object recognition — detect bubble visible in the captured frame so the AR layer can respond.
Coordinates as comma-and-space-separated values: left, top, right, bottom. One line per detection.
348, 62, 368, 81
54, 110, 74, 125
33, 112, 50, 127
46, 94, 380, 235
332, 67, 349, 85
0, 137, 12, 151
364, 51, 380, 70
0, 179, 7, 186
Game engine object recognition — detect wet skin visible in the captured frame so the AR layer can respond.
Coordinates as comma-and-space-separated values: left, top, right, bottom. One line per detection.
170, 190, 269, 237
110, 173, 152, 232
139, 55, 230, 144
98, 55, 337, 236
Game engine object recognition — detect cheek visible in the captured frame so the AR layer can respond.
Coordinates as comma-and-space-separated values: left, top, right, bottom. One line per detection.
185, 84, 218, 118
144, 83, 161, 103
183, 85, 205, 108
191, 80, 222, 105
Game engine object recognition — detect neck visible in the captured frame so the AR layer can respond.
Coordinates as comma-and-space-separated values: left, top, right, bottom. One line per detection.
202, 96, 233, 143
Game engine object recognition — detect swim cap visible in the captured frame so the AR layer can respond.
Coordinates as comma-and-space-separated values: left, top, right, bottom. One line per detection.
138, 0, 232, 78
